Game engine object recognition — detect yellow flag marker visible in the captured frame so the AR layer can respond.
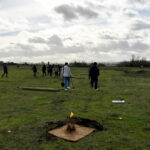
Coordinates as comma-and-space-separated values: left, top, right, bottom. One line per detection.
70, 112, 74, 118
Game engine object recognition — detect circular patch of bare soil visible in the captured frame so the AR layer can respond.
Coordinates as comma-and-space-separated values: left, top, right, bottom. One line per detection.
43, 117, 103, 141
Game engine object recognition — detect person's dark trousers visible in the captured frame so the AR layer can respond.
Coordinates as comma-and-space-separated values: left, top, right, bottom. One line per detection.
91, 77, 98, 89
55, 72, 58, 77
2, 72, 8, 77
43, 71, 46, 76
58, 72, 60, 76
50, 70, 52, 76
33, 72, 36, 77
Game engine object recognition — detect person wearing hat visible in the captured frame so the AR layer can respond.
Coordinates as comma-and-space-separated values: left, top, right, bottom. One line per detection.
89, 62, 99, 90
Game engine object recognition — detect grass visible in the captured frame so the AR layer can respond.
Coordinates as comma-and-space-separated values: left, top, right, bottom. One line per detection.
0, 66, 150, 150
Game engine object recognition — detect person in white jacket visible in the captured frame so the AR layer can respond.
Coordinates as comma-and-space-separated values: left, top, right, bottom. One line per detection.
62, 62, 71, 90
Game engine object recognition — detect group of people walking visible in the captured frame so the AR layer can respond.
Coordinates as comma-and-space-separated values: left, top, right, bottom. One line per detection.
62, 62, 100, 90
32, 63, 61, 78
32, 62, 72, 90
1, 62, 100, 90
32, 62, 100, 90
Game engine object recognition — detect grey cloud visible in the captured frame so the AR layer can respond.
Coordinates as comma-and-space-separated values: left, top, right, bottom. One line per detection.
86, 2, 106, 10
0, 0, 33, 9
127, 0, 145, 3
76, 6, 98, 19
100, 34, 117, 40
0, 31, 20, 37
125, 34, 142, 39
0, 42, 83, 58
48, 35, 63, 46
28, 16, 51, 24
132, 20, 150, 30
63, 37, 72, 41
114, 41, 130, 50
55, 4, 99, 21
0, 40, 149, 63
100, 33, 142, 40
99, 41, 130, 52
44, 45, 84, 55
93, 41, 149, 53
58, 45, 84, 54
28, 37, 47, 44
0, 44, 52, 58
125, 12, 137, 17
48, 39, 149, 55
15, 43, 35, 56
0, 44, 34, 58
55, 4, 77, 21
86, 42, 94, 45
123, 10, 138, 17
28, 35, 63, 46
131, 42, 149, 50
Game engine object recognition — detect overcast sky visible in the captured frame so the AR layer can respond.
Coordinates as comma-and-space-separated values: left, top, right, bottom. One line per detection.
0, 0, 150, 63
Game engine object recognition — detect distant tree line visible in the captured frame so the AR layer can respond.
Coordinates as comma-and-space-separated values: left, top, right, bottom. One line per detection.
70, 61, 105, 67
117, 55, 150, 67
0, 61, 106, 67
1, 56, 150, 67
0, 61, 18, 66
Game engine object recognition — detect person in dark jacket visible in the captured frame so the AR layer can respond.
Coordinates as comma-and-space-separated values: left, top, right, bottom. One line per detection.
32, 65, 37, 77
2, 64, 8, 77
47, 62, 50, 76
89, 62, 99, 90
54, 65, 59, 77
58, 65, 61, 76
49, 64, 53, 77
42, 64, 46, 76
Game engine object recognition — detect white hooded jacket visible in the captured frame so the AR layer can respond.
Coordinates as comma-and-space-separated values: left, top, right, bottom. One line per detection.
62, 65, 71, 77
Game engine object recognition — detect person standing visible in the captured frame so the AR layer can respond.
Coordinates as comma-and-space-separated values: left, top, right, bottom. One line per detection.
54, 65, 59, 77
32, 65, 37, 77
49, 64, 53, 77
2, 63, 8, 77
58, 65, 61, 76
62, 62, 71, 90
89, 62, 99, 90
42, 64, 46, 76
47, 62, 50, 76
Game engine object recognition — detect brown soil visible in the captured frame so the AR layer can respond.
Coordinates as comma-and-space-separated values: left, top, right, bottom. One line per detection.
44, 117, 103, 141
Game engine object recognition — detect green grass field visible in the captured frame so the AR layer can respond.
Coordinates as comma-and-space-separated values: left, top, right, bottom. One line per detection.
0, 66, 150, 150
